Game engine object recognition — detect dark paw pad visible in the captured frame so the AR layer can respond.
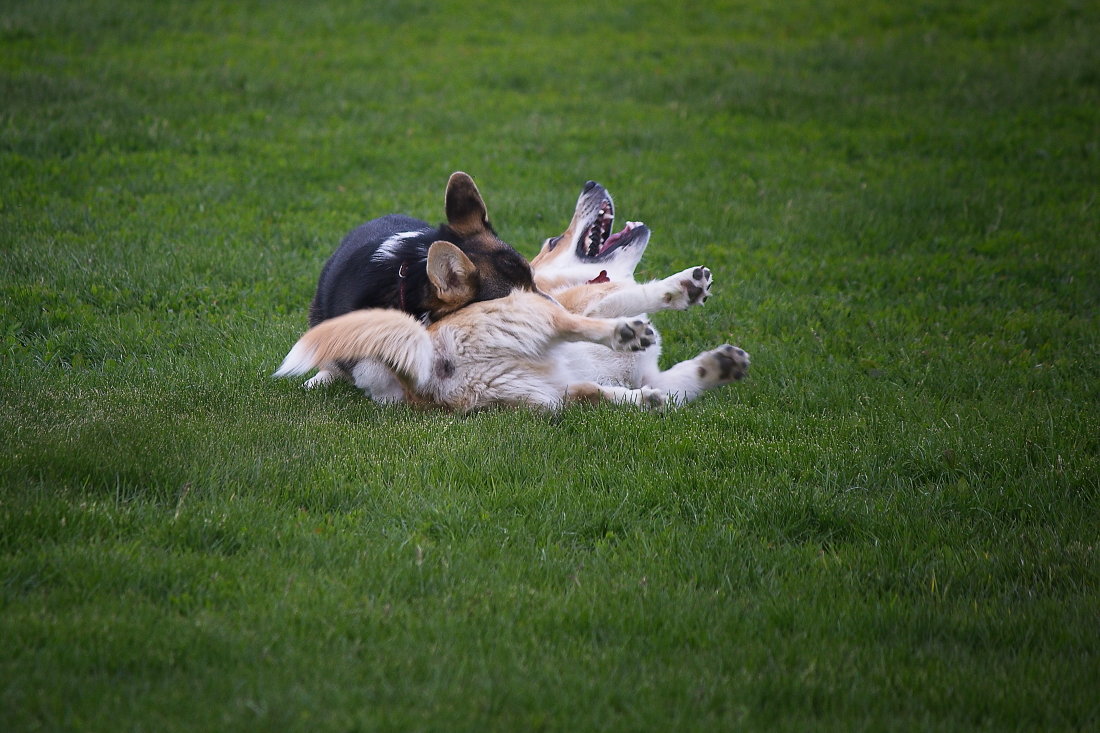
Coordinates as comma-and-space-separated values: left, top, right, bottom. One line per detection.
680, 267, 712, 306
714, 345, 749, 381
617, 319, 656, 351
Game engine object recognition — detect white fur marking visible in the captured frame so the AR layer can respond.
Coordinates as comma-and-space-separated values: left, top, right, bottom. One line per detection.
371, 230, 428, 264
274, 341, 317, 378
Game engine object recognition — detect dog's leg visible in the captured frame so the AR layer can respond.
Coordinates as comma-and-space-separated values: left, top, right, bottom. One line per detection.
646, 344, 750, 405
564, 382, 666, 410
303, 362, 346, 389
551, 310, 658, 352
351, 358, 408, 404
583, 267, 712, 318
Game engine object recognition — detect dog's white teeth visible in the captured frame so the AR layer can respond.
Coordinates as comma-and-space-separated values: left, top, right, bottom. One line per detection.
588, 235, 600, 254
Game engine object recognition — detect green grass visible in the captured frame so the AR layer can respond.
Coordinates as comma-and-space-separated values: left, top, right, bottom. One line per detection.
2, 0, 1098, 730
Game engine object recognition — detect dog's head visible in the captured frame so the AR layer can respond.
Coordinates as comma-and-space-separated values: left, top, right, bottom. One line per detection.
436, 171, 537, 311
531, 180, 650, 291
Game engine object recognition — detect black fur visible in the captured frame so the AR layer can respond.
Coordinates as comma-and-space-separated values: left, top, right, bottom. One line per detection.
309, 214, 439, 326
308, 174, 537, 328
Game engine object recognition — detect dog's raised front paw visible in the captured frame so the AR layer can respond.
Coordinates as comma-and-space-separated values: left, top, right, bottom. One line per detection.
614, 318, 657, 352
695, 344, 750, 384
662, 266, 712, 310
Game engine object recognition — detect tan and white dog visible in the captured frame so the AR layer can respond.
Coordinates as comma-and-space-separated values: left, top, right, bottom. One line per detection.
275, 181, 749, 411
527, 180, 748, 406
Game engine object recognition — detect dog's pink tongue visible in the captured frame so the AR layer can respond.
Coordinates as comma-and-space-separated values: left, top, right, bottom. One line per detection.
599, 221, 641, 255
587, 270, 610, 284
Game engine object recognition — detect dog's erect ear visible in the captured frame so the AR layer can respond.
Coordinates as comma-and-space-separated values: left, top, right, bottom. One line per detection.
444, 171, 490, 236
426, 241, 478, 304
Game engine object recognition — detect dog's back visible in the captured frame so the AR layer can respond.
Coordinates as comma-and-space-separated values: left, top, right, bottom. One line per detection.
309, 214, 433, 327
308, 174, 538, 328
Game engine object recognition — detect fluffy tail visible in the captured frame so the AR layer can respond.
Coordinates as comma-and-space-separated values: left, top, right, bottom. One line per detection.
274, 309, 434, 388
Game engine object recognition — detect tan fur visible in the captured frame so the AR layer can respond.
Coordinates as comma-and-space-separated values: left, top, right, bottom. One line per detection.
564, 382, 614, 405
531, 272, 580, 293
546, 300, 633, 345
277, 286, 660, 412
550, 281, 622, 316
287, 309, 433, 388
422, 241, 478, 318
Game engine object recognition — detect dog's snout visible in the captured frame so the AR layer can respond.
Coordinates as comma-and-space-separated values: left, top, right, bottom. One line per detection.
583, 180, 597, 193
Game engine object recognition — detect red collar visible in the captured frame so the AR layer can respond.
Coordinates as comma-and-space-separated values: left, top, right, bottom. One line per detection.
398, 261, 410, 311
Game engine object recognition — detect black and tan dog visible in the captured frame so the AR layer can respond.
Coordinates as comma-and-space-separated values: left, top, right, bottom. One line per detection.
304, 171, 537, 388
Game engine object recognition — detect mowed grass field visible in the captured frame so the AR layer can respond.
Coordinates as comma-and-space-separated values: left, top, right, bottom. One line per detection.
2, 0, 1098, 730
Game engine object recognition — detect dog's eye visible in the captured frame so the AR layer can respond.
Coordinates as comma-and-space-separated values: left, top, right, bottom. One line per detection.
543, 236, 562, 251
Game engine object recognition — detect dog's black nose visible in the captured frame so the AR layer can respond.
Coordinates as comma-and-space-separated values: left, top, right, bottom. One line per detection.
584, 180, 597, 192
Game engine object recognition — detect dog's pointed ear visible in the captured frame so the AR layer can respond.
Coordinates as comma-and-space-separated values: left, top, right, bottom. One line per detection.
444, 171, 490, 236
426, 241, 478, 304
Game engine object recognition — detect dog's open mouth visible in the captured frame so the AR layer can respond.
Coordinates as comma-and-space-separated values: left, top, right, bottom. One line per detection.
580, 199, 614, 257
579, 199, 646, 260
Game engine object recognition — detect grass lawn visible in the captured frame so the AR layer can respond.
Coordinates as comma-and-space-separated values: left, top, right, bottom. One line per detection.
2, 0, 1098, 730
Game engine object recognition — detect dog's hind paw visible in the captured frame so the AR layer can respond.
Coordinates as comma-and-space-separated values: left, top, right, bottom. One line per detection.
614, 318, 657, 352
696, 344, 750, 384
662, 266, 712, 310
638, 386, 667, 410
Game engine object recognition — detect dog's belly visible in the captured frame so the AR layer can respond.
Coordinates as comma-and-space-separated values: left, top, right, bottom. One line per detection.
424, 323, 568, 410
429, 357, 564, 411
557, 342, 644, 389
